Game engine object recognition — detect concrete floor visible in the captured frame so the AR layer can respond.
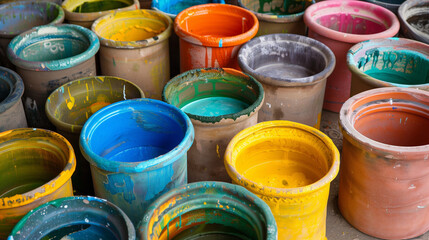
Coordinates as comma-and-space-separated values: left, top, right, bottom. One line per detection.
320, 111, 429, 240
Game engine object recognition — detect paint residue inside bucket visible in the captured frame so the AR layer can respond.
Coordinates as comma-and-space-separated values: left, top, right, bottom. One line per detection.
108, 25, 166, 41
181, 96, 249, 117
72, 0, 131, 13
317, 14, 387, 34
159, 0, 212, 15
255, 63, 316, 78
407, 14, 429, 34
17, 39, 88, 62
241, 0, 310, 15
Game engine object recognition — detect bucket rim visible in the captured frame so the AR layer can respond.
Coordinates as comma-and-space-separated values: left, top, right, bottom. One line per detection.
61, 0, 140, 21
0, 66, 25, 114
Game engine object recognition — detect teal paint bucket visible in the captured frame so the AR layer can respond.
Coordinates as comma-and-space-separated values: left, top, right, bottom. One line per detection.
8, 196, 135, 240
80, 98, 194, 225
138, 181, 277, 239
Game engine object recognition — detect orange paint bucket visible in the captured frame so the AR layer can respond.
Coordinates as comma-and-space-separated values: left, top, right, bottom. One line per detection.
174, 4, 259, 72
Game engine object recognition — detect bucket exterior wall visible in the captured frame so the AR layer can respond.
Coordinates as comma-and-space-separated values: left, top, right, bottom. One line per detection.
80, 98, 194, 225
366, 0, 405, 14
0, 67, 27, 132
8, 196, 135, 240
238, 34, 335, 129
225, 121, 340, 239
304, 0, 400, 112
238, 0, 314, 36
92, 9, 172, 100
0, 129, 76, 239
339, 87, 429, 239
62, 0, 140, 28
174, 4, 259, 73
163, 68, 264, 183
0, 1, 64, 68
45, 76, 145, 195
138, 181, 277, 240
398, 0, 429, 45
7, 24, 100, 129
347, 37, 429, 96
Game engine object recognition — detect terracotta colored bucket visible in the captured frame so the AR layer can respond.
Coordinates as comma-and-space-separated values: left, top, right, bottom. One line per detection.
92, 9, 172, 100
0, 128, 76, 239
304, 0, 400, 112
62, 0, 140, 28
238, 33, 335, 129
163, 68, 264, 183
8, 196, 135, 240
398, 0, 429, 45
238, 0, 314, 36
339, 87, 429, 239
80, 98, 194, 225
46, 76, 145, 195
225, 121, 340, 239
0, 1, 64, 68
138, 181, 277, 239
174, 4, 259, 72
348, 37, 429, 96
0, 67, 27, 132
7, 24, 100, 129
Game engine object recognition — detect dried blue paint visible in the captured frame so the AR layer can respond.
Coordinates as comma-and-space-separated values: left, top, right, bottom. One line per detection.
152, 0, 224, 17
80, 98, 194, 225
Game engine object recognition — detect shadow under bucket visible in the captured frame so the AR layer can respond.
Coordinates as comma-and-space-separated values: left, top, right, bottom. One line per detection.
80, 98, 194, 225
347, 37, 429, 96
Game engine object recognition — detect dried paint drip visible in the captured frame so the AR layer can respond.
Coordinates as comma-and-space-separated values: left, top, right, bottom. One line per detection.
72, 0, 130, 12
316, 14, 386, 34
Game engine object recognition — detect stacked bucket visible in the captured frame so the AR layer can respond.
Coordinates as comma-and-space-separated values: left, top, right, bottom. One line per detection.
0, 0, 428, 239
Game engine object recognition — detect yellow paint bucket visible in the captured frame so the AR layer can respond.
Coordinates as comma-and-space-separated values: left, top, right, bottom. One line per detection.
224, 120, 340, 239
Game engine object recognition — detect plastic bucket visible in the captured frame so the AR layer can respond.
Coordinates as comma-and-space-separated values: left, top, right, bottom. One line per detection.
80, 98, 194, 225
138, 181, 277, 239
8, 196, 135, 240
225, 120, 340, 239
163, 68, 264, 182
46, 76, 145, 195
0, 128, 76, 239
398, 0, 429, 45
174, 4, 259, 72
347, 37, 429, 96
238, 33, 335, 129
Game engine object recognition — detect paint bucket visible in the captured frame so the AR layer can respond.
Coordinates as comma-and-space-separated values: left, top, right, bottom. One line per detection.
174, 4, 259, 72
163, 68, 264, 182
138, 181, 277, 240
7, 24, 100, 129
238, 0, 314, 36
347, 37, 429, 96
80, 98, 194, 225
62, 0, 140, 28
304, 0, 400, 112
0, 1, 64, 68
0, 128, 76, 239
8, 196, 135, 240
45, 76, 145, 195
92, 10, 172, 100
366, 0, 405, 14
224, 120, 340, 239
238, 34, 335, 129
339, 87, 429, 239
398, 0, 429, 45
0, 67, 27, 132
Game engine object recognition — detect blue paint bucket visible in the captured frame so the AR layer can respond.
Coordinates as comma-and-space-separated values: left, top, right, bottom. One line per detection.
8, 196, 135, 240
80, 98, 194, 225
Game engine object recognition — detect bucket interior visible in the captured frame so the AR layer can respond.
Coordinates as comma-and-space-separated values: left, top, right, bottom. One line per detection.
0, 74, 12, 103
405, 3, 429, 34
153, 0, 214, 15
66, 0, 135, 13
47, 77, 143, 127
316, 14, 386, 35
0, 2, 61, 35
0, 138, 69, 198
239, 0, 312, 15
232, 125, 333, 188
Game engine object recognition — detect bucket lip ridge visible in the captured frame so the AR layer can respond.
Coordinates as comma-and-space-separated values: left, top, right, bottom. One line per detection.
0, 128, 76, 209
340, 87, 429, 153
0, 1, 65, 38
138, 181, 277, 240
397, 0, 429, 44
62, 0, 140, 21
80, 98, 194, 173
45, 75, 145, 134
0, 66, 24, 114
347, 37, 429, 88
91, 9, 172, 49
303, 0, 400, 44
174, 3, 259, 47
224, 120, 340, 197
9, 196, 136, 239
238, 33, 336, 86
7, 24, 100, 71
162, 67, 265, 124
